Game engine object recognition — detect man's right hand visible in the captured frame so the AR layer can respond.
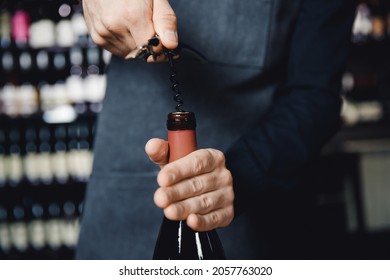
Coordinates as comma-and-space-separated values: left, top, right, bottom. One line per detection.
82, 0, 178, 59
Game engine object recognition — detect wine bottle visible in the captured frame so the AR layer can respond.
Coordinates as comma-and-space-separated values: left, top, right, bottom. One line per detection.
0, 129, 6, 187
28, 203, 47, 252
9, 205, 29, 253
153, 111, 225, 260
0, 205, 12, 254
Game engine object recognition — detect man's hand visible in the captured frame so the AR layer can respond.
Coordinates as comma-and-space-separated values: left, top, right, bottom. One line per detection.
82, 0, 178, 59
145, 138, 234, 232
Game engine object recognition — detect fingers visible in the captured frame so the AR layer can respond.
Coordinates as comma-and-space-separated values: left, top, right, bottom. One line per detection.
163, 188, 234, 220
153, 0, 178, 49
82, 0, 177, 60
153, 148, 235, 231
162, 190, 234, 231
187, 207, 234, 232
157, 149, 224, 187
145, 138, 169, 168
154, 168, 230, 207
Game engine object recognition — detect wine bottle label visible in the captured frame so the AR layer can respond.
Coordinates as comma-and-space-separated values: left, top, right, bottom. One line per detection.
56, 20, 75, 47
51, 151, 69, 183
28, 220, 46, 250
53, 82, 69, 106
29, 20, 56, 49
84, 75, 106, 103
23, 152, 40, 183
79, 150, 93, 178
102, 49, 112, 65
74, 151, 84, 179
0, 11, 11, 47
66, 150, 77, 179
65, 76, 84, 103
9, 222, 29, 252
37, 152, 53, 184
2, 84, 17, 116
11, 11, 30, 45
5, 154, 23, 183
45, 219, 62, 250
71, 13, 88, 37
0, 223, 12, 252
0, 155, 6, 186
60, 219, 79, 248
19, 84, 39, 115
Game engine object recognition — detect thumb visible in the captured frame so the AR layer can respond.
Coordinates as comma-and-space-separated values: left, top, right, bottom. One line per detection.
153, 0, 178, 49
145, 138, 169, 168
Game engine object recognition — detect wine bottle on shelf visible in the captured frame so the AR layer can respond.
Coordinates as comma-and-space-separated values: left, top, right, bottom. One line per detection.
51, 125, 69, 184
67, 122, 92, 182
0, 9, 11, 49
77, 122, 93, 181
1, 49, 18, 87
0, 205, 12, 254
0, 129, 6, 187
18, 47, 34, 85
11, 7, 30, 49
153, 111, 225, 260
35, 50, 50, 84
45, 202, 62, 251
52, 49, 70, 82
6, 128, 23, 187
9, 204, 29, 253
28, 202, 47, 253
23, 127, 40, 185
37, 126, 53, 185
61, 201, 79, 249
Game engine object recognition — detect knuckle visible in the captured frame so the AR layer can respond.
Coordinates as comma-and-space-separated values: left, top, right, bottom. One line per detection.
201, 196, 212, 210
210, 212, 220, 226
208, 172, 217, 187
192, 153, 205, 174
90, 31, 107, 47
103, 23, 119, 34
223, 169, 233, 185
95, 23, 112, 38
227, 187, 235, 202
190, 177, 204, 194
212, 149, 225, 164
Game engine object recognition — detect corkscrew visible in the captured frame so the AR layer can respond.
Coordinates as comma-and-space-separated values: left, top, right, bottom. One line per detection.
165, 49, 184, 111
129, 35, 207, 111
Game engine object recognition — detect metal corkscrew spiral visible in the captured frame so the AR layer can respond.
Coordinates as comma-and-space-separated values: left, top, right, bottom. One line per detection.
166, 50, 184, 112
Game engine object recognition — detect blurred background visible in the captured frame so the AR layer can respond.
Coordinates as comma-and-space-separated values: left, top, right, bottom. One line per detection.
0, 0, 389, 259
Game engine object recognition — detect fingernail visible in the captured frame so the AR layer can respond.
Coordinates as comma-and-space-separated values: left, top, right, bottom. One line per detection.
163, 30, 178, 46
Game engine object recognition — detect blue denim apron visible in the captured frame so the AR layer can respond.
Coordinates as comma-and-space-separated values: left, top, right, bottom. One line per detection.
77, 0, 302, 259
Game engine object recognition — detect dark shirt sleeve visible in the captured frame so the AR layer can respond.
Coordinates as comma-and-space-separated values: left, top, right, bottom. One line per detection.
225, 0, 356, 215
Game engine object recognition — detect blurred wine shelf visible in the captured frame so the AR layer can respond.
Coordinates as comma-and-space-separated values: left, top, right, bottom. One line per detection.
0, 0, 108, 259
